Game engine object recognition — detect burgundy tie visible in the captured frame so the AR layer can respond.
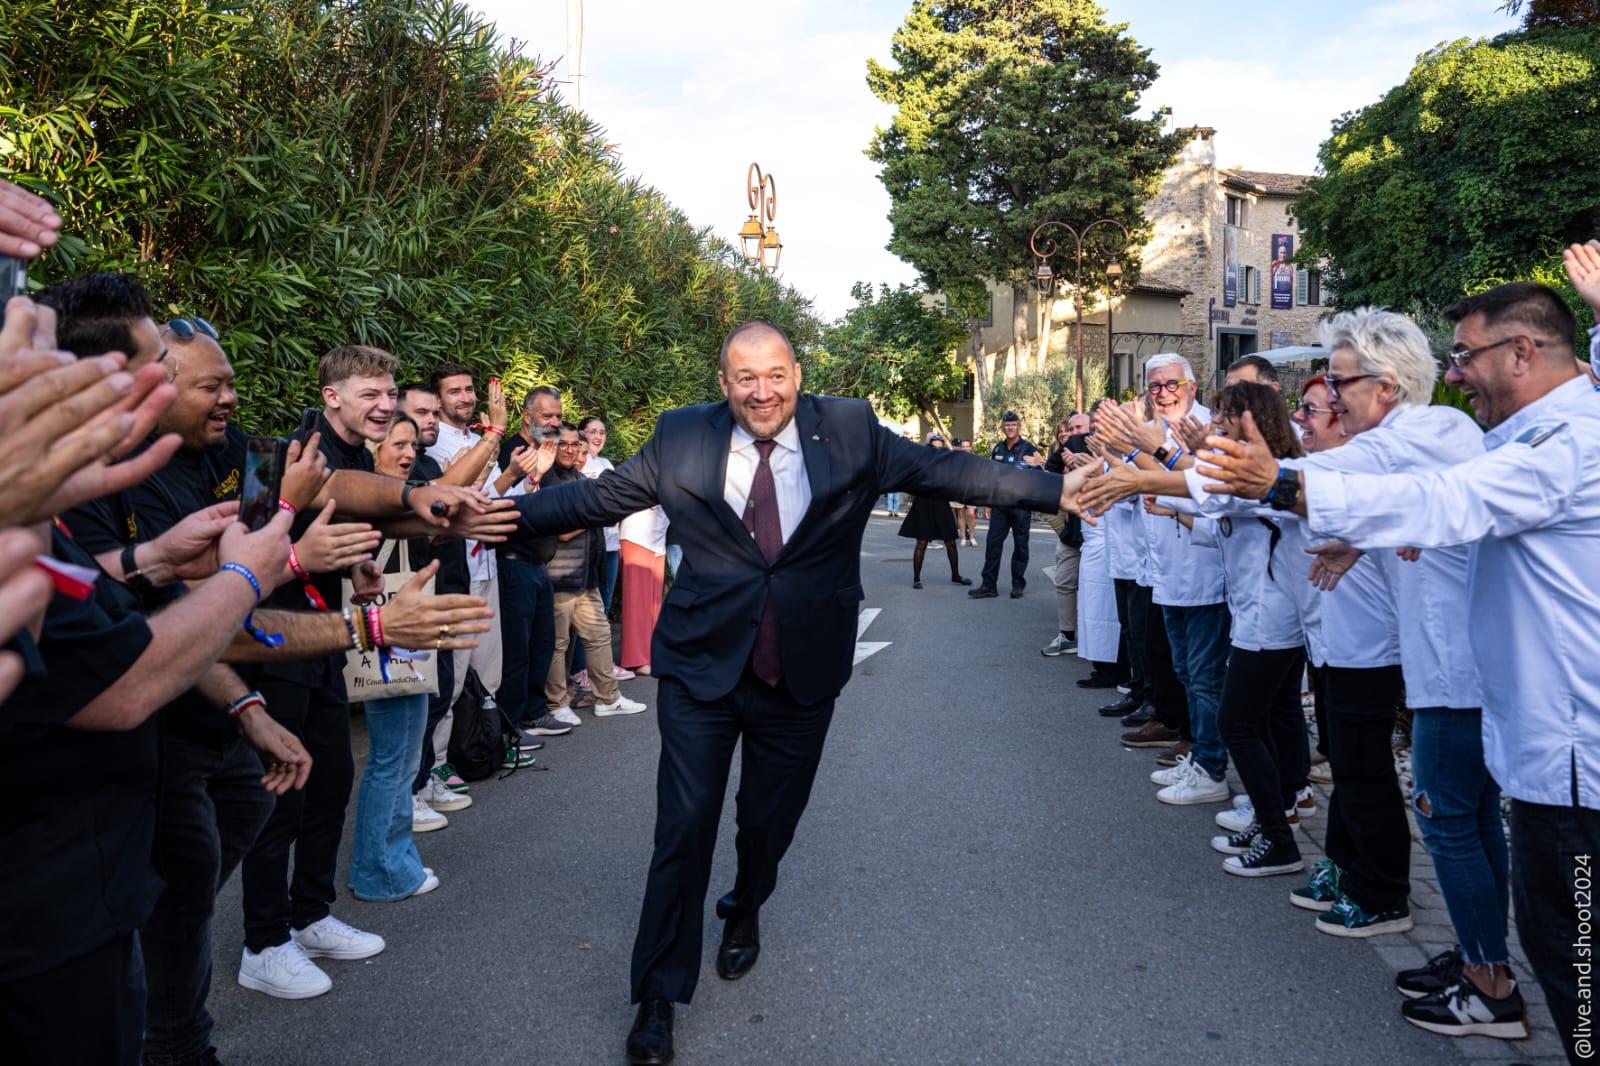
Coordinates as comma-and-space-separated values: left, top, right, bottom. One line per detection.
742, 440, 784, 686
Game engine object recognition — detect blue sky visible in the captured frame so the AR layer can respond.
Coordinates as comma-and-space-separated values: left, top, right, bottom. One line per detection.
469, 1, 1519, 318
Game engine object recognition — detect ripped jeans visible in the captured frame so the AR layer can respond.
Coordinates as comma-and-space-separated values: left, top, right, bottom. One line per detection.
1410, 706, 1510, 967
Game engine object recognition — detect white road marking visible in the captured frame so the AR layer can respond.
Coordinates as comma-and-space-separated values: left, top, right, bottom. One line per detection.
855, 608, 890, 665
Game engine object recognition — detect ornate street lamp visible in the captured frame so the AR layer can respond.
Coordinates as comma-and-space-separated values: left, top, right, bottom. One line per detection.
1029, 218, 1133, 411
741, 162, 782, 271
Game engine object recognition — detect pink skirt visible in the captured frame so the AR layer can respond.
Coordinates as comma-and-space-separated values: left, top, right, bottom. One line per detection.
619, 540, 665, 669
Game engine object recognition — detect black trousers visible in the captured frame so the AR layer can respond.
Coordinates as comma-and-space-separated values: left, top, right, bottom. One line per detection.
0, 933, 144, 1066
495, 557, 557, 728
1322, 665, 1409, 914
1217, 645, 1308, 847
1310, 662, 1328, 757
240, 672, 355, 952
1510, 796, 1600, 1064
143, 733, 275, 1065
1142, 590, 1188, 735
1113, 579, 1150, 703
979, 506, 1031, 592
632, 671, 835, 1005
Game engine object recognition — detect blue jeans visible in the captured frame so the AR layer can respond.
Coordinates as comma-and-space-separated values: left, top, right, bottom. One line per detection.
496, 557, 557, 725
573, 550, 619, 676
1410, 707, 1510, 966
1162, 603, 1231, 778
885, 492, 902, 514
349, 694, 428, 901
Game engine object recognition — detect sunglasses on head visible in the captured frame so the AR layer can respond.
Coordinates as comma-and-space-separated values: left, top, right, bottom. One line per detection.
163, 316, 219, 342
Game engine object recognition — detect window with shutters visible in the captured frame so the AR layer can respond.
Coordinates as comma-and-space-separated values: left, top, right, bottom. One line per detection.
1295, 268, 1309, 306
1308, 271, 1322, 306
1252, 266, 1263, 305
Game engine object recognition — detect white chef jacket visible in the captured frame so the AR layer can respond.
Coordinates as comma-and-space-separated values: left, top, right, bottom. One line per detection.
427, 421, 498, 583
1290, 404, 1485, 709
1303, 375, 1600, 809
1144, 403, 1226, 608
1106, 494, 1144, 582
1173, 493, 1303, 652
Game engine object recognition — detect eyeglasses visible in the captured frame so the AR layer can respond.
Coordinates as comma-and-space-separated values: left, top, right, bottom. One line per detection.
1147, 379, 1191, 394
1292, 402, 1334, 421
1443, 335, 1541, 369
555, 441, 583, 450
1324, 374, 1376, 398
162, 316, 218, 342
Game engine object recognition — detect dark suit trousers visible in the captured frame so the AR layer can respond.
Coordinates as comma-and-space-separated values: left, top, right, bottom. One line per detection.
979, 505, 1031, 592
631, 671, 836, 1004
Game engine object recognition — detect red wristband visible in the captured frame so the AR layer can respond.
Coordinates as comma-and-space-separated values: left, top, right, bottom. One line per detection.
287, 544, 310, 581
278, 499, 297, 516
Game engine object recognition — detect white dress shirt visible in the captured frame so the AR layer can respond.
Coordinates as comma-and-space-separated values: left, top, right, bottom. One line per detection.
1304, 374, 1600, 809
427, 421, 498, 582
620, 506, 670, 554
725, 418, 811, 545
581, 455, 623, 552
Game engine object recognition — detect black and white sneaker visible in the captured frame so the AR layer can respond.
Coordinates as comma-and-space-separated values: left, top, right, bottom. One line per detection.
1401, 980, 1529, 1039
1222, 835, 1305, 878
1210, 826, 1259, 856
1396, 946, 1462, 1000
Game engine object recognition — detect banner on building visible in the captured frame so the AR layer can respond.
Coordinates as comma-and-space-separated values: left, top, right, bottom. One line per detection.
1270, 234, 1295, 309
1223, 225, 1239, 307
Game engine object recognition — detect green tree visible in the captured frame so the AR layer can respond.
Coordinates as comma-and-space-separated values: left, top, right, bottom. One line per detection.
808, 282, 968, 434
1292, 29, 1600, 331
0, 0, 818, 451
866, 0, 1181, 424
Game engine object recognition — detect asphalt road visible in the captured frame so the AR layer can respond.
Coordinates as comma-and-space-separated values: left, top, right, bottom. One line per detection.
209, 516, 1472, 1066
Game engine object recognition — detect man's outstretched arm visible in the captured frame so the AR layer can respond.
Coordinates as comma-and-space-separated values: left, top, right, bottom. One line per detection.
516, 425, 662, 537
874, 424, 1067, 514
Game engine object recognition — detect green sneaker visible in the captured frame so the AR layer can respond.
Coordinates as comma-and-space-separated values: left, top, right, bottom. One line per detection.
1315, 896, 1413, 938
1289, 859, 1343, 912
433, 763, 469, 793
500, 743, 537, 770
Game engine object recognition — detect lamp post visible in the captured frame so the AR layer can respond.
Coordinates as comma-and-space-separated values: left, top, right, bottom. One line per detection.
1029, 219, 1131, 411
739, 162, 782, 272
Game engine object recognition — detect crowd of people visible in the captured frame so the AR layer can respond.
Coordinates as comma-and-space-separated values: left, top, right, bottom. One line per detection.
975, 263, 1595, 1057
0, 178, 672, 1064
3, 161, 1599, 1064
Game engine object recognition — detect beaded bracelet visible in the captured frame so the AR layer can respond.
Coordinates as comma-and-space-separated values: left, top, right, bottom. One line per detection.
342, 609, 365, 652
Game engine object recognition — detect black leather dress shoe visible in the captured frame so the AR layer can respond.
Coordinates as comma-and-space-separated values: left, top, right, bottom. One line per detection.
967, 586, 999, 599
1098, 693, 1141, 717
716, 912, 760, 980
1120, 702, 1156, 728
626, 998, 674, 1065
1009, 588, 1024, 599
1076, 675, 1120, 689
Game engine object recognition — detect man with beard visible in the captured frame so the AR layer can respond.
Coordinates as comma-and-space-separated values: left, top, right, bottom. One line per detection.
511, 321, 1096, 1065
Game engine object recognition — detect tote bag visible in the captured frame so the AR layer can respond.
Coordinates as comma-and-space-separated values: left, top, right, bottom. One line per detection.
342, 539, 439, 701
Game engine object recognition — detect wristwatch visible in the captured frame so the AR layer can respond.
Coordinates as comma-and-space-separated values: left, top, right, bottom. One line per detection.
1265, 466, 1301, 512
120, 543, 157, 597
1152, 446, 1172, 465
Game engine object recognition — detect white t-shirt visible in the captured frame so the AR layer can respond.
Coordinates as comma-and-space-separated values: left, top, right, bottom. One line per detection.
581, 455, 622, 551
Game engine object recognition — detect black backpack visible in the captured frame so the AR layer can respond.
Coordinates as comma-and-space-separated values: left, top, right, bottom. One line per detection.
446, 669, 506, 782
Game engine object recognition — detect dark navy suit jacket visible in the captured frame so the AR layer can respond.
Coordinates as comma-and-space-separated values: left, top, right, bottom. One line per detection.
514, 394, 1062, 704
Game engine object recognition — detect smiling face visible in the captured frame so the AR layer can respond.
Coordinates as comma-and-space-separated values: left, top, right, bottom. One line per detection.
436, 373, 477, 429
720, 330, 801, 441
1067, 413, 1091, 436
375, 419, 418, 479
324, 372, 397, 444
581, 419, 607, 456
1001, 418, 1021, 443
159, 334, 237, 450
554, 426, 584, 470
1146, 363, 1194, 421
1327, 347, 1395, 435
1294, 382, 1342, 453
1444, 312, 1522, 428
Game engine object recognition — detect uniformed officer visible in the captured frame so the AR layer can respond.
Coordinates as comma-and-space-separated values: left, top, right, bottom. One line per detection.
1197, 281, 1600, 1057
968, 410, 1039, 599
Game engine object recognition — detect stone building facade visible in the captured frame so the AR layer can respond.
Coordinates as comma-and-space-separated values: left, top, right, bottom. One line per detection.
1138, 126, 1329, 388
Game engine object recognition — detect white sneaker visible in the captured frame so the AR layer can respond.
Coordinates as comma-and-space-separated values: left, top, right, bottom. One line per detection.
550, 706, 583, 727
291, 915, 385, 961
1232, 793, 1253, 809
594, 695, 647, 717
1150, 753, 1193, 786
237, 941, 332, 1000
411, 870, 440, 897
412, 793, 448, 832
1156, 760, 1230, 805
423, 778, 472, 813
1296, 785, 1318, 817
1216, 801, 1256, 832
613, 666, 637, 681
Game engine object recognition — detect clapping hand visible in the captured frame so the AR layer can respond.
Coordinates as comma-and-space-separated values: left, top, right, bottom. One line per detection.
1095, 402, 1165, 456
0, 178, 61, 259
1176, 415, 1210, 455
482, 378, 509, 431
1563, 240, 1600, 317
507, 440, 557, 485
